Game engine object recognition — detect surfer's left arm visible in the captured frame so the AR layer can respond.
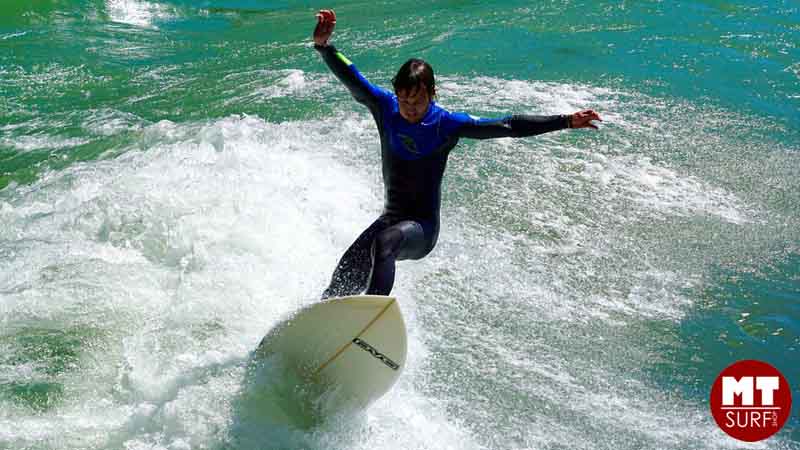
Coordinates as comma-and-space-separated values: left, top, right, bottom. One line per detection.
451, 110, 601, 139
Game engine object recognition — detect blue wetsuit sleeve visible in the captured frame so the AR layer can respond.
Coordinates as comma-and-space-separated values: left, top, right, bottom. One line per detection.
314, 44, 391, 110
446, 112, 570, 139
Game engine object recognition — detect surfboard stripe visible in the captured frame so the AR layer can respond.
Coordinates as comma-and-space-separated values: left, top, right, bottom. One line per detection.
312, 298, 396, 376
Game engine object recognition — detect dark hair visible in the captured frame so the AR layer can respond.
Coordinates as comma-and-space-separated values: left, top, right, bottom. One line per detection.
392, 58, 435, 98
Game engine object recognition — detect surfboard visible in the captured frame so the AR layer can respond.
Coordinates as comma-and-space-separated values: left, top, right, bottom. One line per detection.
254, 295, 407, 420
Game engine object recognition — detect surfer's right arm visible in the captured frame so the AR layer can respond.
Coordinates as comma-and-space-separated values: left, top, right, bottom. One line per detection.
313, 9, 389, 109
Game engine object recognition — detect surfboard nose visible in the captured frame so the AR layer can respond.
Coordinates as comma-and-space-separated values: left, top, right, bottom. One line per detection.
255, 295, 407, 422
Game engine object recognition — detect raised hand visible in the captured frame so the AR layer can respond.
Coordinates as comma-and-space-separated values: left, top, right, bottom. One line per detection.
314, 9, 336, 46
570, 109, 602, 129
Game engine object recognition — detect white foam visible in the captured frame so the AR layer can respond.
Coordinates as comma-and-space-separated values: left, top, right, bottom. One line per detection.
438, 75, 623, 123
579, 153, 750, 224
220, 69, 332, 107
340, 30, 417, 51
106, 0, 173, 28
0, 113, 483, 449
785, 62, 800, 78
82, 108, 148, 136
0, 134, 90, 152
1, 31, 28, 40
253, 70, 311, 100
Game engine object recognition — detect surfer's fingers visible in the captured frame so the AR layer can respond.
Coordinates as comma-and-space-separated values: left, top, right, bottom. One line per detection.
320, 9, 336, 23
323, 11, 336, 30
582, 114, 600, 129
314, 19, 325, 37
314, 11, 335, 41
580, 110, 601, 122
315, 14, 327, 33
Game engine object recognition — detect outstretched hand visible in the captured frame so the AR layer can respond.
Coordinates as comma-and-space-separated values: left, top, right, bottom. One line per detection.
570, 109, 602, 129
314, 9, 336, 46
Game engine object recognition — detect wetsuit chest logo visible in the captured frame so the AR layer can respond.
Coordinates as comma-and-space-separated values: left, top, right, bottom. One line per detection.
397, 133, 420, 155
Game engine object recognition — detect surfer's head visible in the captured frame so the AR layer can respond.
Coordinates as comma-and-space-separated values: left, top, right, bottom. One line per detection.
393, 58, 435, 124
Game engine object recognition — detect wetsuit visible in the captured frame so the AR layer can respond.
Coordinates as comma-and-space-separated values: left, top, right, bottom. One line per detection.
316, 44, 570, 299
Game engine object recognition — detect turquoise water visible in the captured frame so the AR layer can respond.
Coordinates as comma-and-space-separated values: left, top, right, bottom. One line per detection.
1, 0, 798, 449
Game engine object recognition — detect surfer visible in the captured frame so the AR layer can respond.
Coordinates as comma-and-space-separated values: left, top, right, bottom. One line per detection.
314, 9, 602, 299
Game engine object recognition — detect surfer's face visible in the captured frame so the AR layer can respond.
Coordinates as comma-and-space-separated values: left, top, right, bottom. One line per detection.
397, 84, 431, 124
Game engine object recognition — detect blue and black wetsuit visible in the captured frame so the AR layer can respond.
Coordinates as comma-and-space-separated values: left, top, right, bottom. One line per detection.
316, 44, 570, 299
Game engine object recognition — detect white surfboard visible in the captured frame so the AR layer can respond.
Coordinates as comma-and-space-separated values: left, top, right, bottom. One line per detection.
255, 295, 407, 421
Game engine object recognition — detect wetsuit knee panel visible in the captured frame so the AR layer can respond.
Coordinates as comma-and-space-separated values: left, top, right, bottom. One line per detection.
372, 227, 406, 261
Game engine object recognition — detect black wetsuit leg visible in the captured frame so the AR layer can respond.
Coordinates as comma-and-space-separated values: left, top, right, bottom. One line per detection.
367, 218, 437, 295
321, 217, 389, 300
321, 215, 438, 299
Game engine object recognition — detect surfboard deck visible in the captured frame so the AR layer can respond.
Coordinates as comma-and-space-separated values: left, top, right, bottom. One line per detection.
255, 295, 407, 420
